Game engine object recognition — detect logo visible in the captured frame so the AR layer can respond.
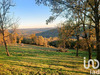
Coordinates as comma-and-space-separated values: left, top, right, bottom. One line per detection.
84, 57, 99, 69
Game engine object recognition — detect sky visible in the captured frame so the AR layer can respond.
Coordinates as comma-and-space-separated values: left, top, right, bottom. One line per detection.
10, 0, 65, 29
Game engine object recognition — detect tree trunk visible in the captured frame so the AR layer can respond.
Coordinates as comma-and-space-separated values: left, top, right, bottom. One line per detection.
88, 44, 92, 60
83, 24, 92, 60
88, 22, 92, 60
2, 32, 10, 56
85, 33, 92, 62
96, 21, 100, 68
76, 35, 79, 56
86, 38, 92, 62
94, 0, 100, 68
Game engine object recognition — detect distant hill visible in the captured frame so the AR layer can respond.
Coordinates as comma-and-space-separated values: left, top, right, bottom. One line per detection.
9, 28, 54, 36
9, 27, 88, 38
35, 27, 87, 38
18, 28, 54, 34
36, 28, 58, 38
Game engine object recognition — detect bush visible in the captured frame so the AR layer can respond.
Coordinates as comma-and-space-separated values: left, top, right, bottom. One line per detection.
67, 41, 76, 49
21, 38, 32, 44
49, 40, 59, 47
49, 40, 76, 49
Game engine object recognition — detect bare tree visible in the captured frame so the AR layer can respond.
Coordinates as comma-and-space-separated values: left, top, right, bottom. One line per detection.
0, 0, 16, 56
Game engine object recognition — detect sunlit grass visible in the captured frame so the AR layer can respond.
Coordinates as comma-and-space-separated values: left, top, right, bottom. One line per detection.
0, 44, 96, 75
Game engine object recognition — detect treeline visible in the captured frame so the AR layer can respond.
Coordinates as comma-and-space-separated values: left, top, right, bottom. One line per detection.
20, 24, 96, 52
0, 28, 96, 52
21, 34, 58, 47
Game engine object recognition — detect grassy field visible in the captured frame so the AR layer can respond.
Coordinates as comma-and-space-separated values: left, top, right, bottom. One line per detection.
0, 44, 96, 75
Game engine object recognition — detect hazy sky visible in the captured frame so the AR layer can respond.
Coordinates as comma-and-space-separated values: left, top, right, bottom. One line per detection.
11, 0, 65, 29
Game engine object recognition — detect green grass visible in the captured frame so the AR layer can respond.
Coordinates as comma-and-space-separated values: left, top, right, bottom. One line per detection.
0, 44, 96, 75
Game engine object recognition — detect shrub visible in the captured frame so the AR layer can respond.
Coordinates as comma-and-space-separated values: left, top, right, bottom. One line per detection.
21, 38, 32, 44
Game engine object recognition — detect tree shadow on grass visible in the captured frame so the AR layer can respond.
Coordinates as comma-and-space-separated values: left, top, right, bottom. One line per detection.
19, 64, 89, 75
49, 63, 78, 68
66, 70, 90, 75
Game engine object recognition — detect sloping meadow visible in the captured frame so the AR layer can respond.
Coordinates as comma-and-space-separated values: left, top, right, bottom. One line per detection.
0, 44, 96, 75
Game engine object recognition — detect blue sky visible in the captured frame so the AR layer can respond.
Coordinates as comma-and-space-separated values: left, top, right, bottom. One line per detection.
11, 0, 65, 29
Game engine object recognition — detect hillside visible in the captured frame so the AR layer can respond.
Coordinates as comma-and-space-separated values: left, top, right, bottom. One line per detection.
9, 27, 88, 38
0, 44, 92, 75
9, 28, 54, 37
36, 28, 58, 38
